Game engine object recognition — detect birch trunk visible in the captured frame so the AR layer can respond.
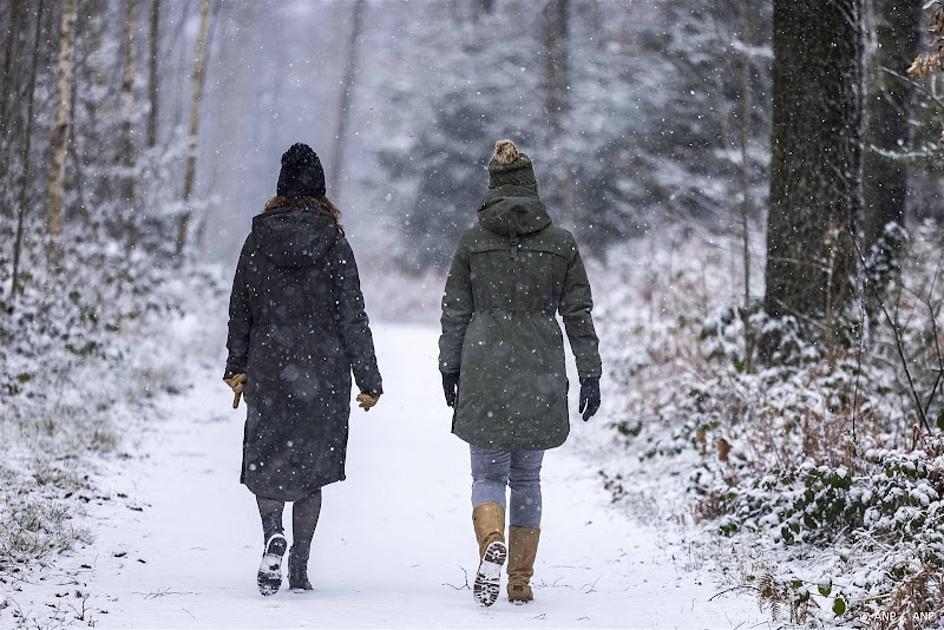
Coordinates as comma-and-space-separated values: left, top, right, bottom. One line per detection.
175, 0, 211, 255
46, 0, 78, 251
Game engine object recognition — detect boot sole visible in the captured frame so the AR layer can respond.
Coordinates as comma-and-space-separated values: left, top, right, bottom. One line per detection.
288, 586, 313, 594
473, 540, 507, 607
257, 535, 287, 597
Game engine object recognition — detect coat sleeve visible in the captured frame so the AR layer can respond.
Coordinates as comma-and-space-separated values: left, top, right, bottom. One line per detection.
224, 236, 253, 380
438, 237, 473, 373
330, 235, 383, 395
559, 238, 602, 379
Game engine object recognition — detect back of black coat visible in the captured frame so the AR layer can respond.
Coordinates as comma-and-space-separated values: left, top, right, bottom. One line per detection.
224, 205, 382, 501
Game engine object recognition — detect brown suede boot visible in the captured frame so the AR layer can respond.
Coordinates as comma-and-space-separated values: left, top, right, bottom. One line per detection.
507, 526, 540, 603
472, 502, 507, 607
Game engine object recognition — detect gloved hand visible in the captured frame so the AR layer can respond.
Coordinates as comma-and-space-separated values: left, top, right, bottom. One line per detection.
441, 372, 460, 408
357, 392, 381, 412
578, 376, 600, 422
225, 373, 247, 409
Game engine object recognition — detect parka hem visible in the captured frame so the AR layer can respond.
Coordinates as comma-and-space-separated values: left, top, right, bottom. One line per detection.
452, 430, 568, 452
242, 474, 345, 502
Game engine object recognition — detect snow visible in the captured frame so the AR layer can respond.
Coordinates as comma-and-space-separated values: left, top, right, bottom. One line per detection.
6, 323, 763, 629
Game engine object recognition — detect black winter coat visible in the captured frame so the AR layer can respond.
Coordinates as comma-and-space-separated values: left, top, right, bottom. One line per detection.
224, 205, 382, 501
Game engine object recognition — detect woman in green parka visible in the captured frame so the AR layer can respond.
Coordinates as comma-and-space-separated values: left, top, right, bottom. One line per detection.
438, 140, 602, 607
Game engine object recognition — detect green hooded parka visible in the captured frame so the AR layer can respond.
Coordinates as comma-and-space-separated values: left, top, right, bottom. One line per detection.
438, 151, 601, 451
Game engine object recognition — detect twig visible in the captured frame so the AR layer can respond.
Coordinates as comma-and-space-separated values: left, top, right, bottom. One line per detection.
441, 567, 470, 591
708, 584, 759, 602
582, 576, 602, 594
851, 299, 866, 450
848, 228, 932, 433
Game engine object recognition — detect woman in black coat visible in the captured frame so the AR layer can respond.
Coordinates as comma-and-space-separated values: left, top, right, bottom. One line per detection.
224, 143, 383, 596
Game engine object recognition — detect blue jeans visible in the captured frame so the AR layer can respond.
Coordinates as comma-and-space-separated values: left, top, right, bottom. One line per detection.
470, 445, 544, 529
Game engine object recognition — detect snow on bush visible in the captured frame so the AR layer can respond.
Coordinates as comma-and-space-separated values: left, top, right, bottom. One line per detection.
594, 221, 944, 626
0, 213, 227, 584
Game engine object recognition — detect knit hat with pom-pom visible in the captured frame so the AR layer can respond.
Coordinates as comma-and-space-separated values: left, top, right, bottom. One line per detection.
487, 139, 538, 193
277, 143, 326, 198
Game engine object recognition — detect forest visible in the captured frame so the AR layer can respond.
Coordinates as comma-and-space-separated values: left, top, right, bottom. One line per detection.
2, 0, 944, 628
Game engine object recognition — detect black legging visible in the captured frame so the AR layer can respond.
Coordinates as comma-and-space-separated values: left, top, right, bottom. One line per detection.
256, 490, 323, 552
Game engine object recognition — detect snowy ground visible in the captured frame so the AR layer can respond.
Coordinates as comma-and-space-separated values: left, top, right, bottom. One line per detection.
5, 322, 766, 629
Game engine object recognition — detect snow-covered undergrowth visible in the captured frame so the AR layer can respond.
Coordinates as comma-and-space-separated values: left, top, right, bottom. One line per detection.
592, 222, 944, 628
0, 237, 227, 597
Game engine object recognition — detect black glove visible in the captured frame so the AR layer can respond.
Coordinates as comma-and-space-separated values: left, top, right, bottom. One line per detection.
442, 372, 460, 408
578, 377, 601, 421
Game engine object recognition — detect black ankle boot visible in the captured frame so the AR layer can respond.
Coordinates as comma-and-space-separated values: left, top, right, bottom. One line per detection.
261, 512, 284, 546
257, 534, 287, 597
288, 545, 313, 591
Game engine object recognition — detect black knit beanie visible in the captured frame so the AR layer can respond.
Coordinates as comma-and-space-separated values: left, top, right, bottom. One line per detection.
277, 143, 326, 198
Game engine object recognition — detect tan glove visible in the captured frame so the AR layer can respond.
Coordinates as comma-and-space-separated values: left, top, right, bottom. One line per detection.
225, 373, 247, 409
356, 392, 380, 412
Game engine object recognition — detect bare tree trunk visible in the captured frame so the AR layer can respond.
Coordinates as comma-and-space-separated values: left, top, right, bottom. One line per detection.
862, 0, 921, 272
329, 0, 367, 200
147, 0, 160, 148
764, 0, 863, 348
736, 0, 755, 370
0, 1, 22, 146
0, 1, 24, 226
46, 0, 78, 258
542, 0, 575, 228
175, 0, 211, 256
120, 0, 137, 207
9, 0, 45, 308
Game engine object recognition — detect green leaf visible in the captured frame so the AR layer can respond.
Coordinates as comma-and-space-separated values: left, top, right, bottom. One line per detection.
937, 408, 944, 431
833, 597, 846, 616
818, 582, 832, 597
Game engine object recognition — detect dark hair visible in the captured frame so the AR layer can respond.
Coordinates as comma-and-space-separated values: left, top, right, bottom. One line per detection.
264, 195, 344, 232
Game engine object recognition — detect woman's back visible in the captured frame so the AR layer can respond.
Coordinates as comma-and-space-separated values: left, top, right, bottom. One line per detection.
226, 196, 381, 501
239, 205, 342, 333
439, 145, 600, 452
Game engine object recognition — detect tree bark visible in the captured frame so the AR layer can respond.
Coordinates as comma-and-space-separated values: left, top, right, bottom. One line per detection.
175, 0, 211, 255
121, 0, 137, 207
736, 0, 755, 371
764, 0, 864, 342
9, 0, 45, 307
862, 0, 921, 264
147, 0, 160, 148
329, 0, 367, 201
0, 1, 23, 226
0, 1, 22, 144
46, 0, 78, 255
542, 0, 575, 228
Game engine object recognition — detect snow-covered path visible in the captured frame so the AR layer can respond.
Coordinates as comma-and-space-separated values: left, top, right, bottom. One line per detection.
67, 323, 761, 629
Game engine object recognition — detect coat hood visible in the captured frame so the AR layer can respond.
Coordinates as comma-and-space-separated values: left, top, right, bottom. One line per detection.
478, 185, 552, 237
251, 207, 339, 269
